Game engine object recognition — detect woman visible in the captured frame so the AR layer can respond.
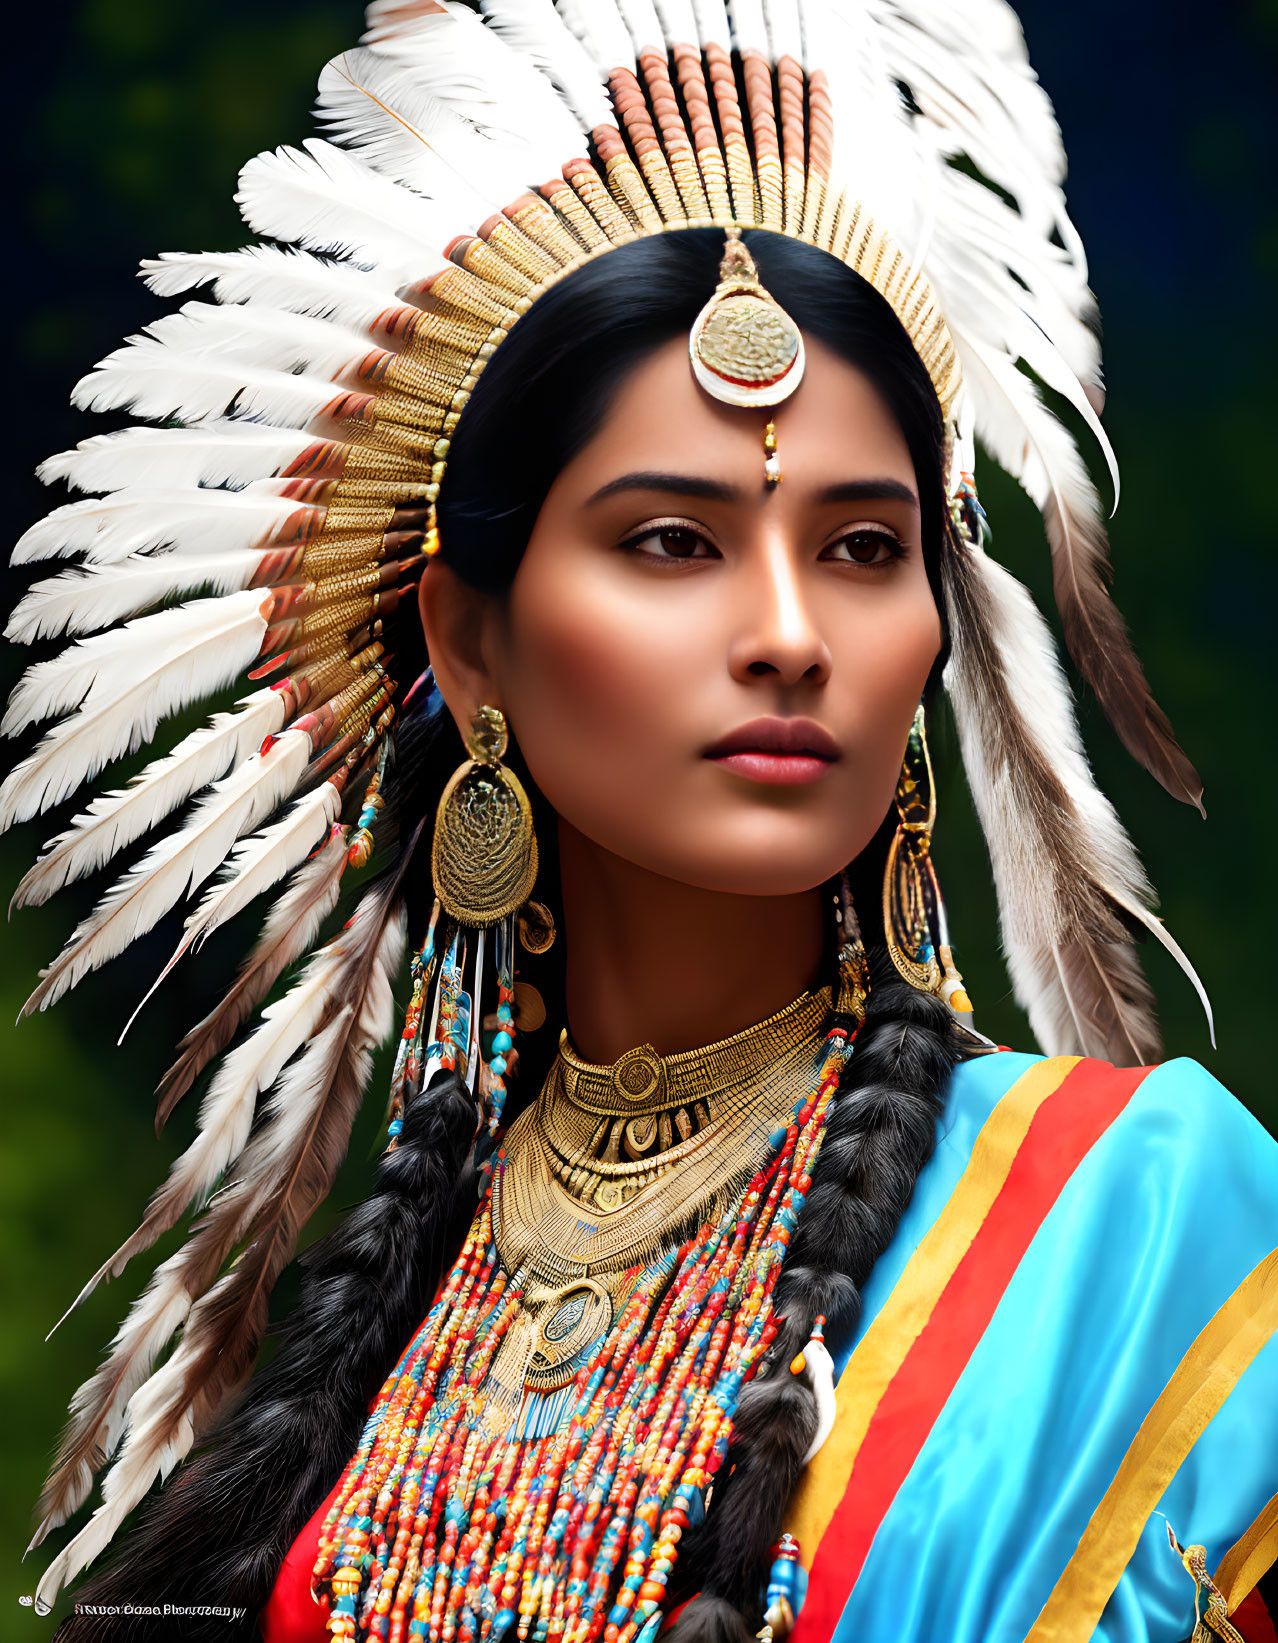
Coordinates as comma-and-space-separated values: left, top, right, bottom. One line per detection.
6, 4, 1276, 1641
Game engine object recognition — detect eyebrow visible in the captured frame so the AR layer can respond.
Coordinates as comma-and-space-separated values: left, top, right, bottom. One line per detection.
585, 470, 919, 510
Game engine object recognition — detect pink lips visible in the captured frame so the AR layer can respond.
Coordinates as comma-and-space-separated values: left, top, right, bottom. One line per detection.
704, 717, 840, 787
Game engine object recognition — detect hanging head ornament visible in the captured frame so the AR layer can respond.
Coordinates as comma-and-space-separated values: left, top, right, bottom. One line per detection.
689, 226, 806, 409
6, 0, 1214, 1610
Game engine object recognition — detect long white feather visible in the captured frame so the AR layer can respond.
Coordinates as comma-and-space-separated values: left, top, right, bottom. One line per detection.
477, 0, 614, 130
30, 1250, 197, 1547
10, 687, 288, 909
141, 244, 405, 331
71, 337, 347, 428
179, 780, 343, 955
38, 423, 320, 496
6, 551, 268, 643
153, 827, 351, 1118
0, 595, 273, 830
11, 488, 310, 567
614, 0, 668, 56
368, 2, 586, 159
71, 946, 347, 1322
555, 0, 637, 71
141, 300, 375, 379
762, 0, 804, 62
2, 588, 272, 735
945, 550, 1210, 1057
690, 0, 732, 48
236, 140, 450, 279
29, 1008, 350, 1609
317, 41, 562, 215
19, 727, 312, 1013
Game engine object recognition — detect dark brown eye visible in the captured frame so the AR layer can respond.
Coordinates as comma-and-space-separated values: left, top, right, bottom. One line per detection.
627, 525, 714, 560
654, 527, 705, 558
824, 529, 902, 565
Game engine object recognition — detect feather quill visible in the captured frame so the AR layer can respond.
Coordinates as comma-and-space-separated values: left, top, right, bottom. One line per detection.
10, 688, 289, 910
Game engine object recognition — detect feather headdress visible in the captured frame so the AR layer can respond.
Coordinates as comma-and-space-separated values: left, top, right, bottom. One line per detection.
6, 0, 1205, 1606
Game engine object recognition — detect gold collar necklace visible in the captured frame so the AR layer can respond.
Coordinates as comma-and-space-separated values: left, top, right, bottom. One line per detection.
488, 983, 840, 1410
494, 985, 833, 1286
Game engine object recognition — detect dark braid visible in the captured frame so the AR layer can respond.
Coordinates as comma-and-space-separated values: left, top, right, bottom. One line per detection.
667, 951, 974, 1641
52, 690, 482, 1642
52, 1065, 479, 1643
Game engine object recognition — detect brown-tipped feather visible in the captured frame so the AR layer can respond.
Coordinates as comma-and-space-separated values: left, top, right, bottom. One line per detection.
944, 543, 1165, 1066
154, 826, 348, 1132
1044, 497, 1204, 814
32, 841, 415, 1562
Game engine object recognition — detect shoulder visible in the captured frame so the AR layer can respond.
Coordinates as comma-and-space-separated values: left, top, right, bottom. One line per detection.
941, 1048, 1278, 1212
846, 1052, 1278, 1636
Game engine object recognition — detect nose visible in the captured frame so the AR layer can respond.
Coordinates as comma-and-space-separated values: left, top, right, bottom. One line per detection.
727, 536, 833, 687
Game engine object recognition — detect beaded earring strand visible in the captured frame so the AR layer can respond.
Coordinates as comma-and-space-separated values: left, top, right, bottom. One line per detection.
387, 908, 521, 1151
312, 1022, 853, 1643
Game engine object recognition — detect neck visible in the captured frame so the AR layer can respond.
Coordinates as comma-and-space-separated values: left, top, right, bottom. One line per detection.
556, 818, 827, 1065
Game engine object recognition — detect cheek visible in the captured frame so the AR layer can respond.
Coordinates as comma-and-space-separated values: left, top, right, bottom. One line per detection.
820, 580, 943, 829
495, 558, 701, 821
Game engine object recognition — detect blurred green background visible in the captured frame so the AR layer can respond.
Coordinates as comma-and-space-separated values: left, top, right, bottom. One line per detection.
2, 0, 1275, 1627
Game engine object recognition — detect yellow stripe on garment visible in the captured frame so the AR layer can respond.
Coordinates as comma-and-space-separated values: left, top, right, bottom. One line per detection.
1215, 1488, 1278, 1614
783, 1055, 1081, 1564
1025, 1246, 1278, 1643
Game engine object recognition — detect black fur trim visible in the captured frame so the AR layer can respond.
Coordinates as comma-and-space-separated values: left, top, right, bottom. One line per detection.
661, 1593, 756, 1643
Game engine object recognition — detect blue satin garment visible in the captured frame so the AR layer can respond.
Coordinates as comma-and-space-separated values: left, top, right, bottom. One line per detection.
805, 1051, 1278, 1643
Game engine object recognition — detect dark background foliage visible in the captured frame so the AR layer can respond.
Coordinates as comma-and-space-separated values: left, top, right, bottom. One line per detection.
2, 0, 1275, 1624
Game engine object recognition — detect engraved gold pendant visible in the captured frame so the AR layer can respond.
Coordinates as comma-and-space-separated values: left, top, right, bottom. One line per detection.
690, 228, 806, 409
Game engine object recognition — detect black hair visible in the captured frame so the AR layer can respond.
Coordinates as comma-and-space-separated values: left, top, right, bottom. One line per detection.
436, 227, 952, 668
52, 230, 971, 1642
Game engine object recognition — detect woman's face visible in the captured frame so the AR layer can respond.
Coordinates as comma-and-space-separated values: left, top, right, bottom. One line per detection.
438, 332, 943, 897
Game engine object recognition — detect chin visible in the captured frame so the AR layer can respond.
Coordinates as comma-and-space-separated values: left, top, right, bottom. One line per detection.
628, 838, 855, 898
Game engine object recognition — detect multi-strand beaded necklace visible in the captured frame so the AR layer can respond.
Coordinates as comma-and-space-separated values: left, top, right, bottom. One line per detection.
312, 1011, 853, 1643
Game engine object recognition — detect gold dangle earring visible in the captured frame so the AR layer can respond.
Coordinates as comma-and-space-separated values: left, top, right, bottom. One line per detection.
432, 704, 538, 926
388, 707, 541, 1143
883, 705, 974, 1016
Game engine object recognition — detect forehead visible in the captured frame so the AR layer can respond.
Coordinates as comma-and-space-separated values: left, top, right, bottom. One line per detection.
559, 332, 915, 497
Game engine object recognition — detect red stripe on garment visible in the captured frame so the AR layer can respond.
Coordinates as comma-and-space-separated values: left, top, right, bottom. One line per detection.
1237, 1589, 1278, 1643
793, 1058, 1150, 1643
